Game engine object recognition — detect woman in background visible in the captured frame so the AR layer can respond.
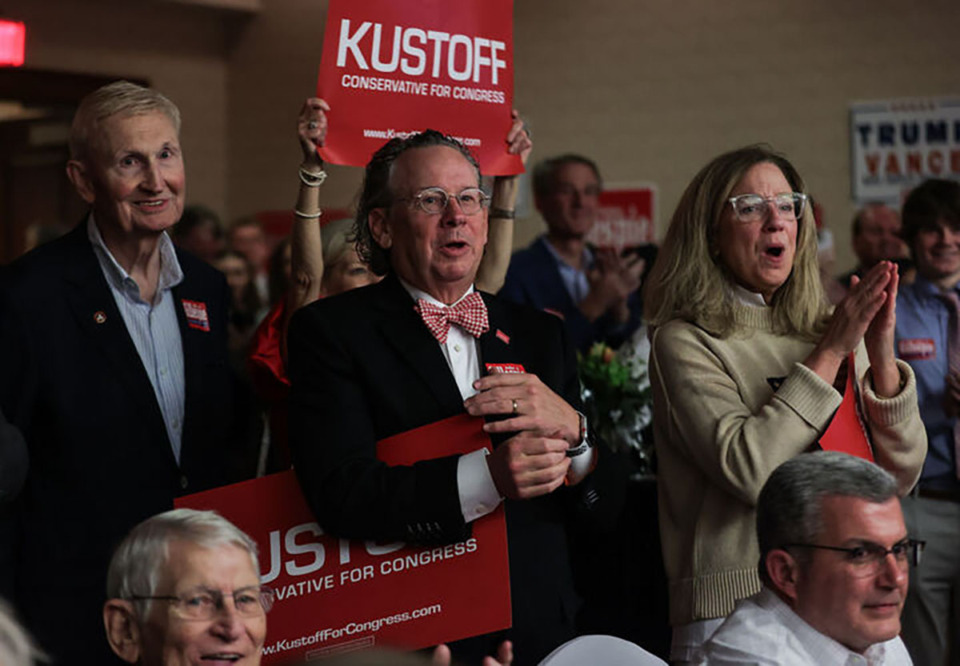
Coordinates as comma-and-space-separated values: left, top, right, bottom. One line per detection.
642, 145, 926, 663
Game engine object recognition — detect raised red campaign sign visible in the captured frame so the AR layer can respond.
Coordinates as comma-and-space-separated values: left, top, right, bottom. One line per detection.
176, 414, 510, 663
586, 185, 658, 249
316, 0, 521, 175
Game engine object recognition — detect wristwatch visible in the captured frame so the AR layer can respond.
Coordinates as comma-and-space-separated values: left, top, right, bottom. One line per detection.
566, 411, 593, 458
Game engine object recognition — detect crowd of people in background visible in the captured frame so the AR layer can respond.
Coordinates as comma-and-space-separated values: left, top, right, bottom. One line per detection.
0, 79, 955, 666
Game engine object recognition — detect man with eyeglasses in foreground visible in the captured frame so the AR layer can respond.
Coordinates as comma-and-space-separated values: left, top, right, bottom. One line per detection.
103, 509, 512, 666
103, 509, 271, 664
288, 130, 608, 666
702, 451, 917, 665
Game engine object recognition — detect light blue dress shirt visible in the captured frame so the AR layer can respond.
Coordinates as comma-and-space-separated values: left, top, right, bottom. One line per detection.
895, 277, 960, 489
87, 217, 187, 463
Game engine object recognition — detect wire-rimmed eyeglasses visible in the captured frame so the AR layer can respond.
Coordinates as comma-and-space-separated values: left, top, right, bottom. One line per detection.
397, 187, 490, 216
129, 585, 275, 620
728, 192, 808, 223
783, 538, 925, 578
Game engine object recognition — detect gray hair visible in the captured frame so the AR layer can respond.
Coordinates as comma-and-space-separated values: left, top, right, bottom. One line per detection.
106, 509, 260, 617
0, 599, 44, 665
756, 451, 898, 583
531, 153, 602, 200
69, 80, 181, 163
353, 129, 481, 276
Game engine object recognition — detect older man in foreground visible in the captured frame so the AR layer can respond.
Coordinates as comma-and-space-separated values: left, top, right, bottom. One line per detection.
104, 509, 510, 665
702, 451, 916, 665
104, 509, 270, 664
288, 130, 607, 665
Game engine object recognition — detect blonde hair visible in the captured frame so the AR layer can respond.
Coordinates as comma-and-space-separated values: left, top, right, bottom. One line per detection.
0, 600, 44, 666
69, 80, 181, 163
644, 145, 829, 340
321, 217, 358, 268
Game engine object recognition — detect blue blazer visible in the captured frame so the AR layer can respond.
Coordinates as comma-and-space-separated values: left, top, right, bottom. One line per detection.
498, 237, 642, 352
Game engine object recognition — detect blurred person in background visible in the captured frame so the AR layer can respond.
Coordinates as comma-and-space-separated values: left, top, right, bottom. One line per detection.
266, 237, 292, 308
837, 203, 910, 292
500, 154, 645, 352
893, 178, 960, 666
214, 249, 265, 355
229, 218, 271, 305
172, 204, 226, 265
643, 145, 925, 663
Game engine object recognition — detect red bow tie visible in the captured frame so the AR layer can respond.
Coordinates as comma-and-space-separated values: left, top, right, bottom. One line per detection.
416, 293, 490, 343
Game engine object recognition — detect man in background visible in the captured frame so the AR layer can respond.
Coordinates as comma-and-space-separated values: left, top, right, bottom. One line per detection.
894, 178, 960, 666
171, 203, 226, 264
499, 154, 644, 352
837, 203, 909, 290
229, 217, 271, 304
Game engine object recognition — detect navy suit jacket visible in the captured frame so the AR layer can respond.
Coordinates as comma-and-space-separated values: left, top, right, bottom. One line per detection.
499, 237, 643, 352
287, 274, 614, 665
0, 223, 257, 663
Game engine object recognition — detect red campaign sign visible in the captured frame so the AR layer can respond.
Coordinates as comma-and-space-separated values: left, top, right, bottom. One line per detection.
586, 185, 658, 249
316, 0, 521, 175
818, 352, 874, 462
176, 414, 510, 663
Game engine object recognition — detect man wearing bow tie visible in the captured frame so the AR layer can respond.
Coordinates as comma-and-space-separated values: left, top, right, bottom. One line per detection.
288, 129, 603, 666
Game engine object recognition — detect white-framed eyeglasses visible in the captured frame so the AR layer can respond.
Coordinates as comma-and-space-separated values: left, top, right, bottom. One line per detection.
129, 585, 275, 620
728, 192, 808, 223
398, 187, 490, 216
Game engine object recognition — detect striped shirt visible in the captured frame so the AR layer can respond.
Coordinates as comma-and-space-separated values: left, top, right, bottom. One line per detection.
87, 216, 186, 463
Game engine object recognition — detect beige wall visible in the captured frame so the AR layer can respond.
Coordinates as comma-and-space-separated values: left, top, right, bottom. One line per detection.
8, 0, 960, 272
510, 0, 960, 271
226, 0, 366, 223
5, 0, 232, 217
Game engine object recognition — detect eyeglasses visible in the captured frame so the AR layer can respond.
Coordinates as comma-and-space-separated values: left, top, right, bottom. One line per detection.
783, 538, 925, 577
129, 585, 275, 620
728, 192, 808, 223
397, 187, 490, 216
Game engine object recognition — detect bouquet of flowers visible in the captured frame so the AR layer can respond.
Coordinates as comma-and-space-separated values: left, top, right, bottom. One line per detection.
578, 328, 655, 475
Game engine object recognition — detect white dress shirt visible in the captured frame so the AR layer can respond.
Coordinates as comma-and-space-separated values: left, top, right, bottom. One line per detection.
400, 281, 503, 524
400, 280, 591, 524
702, 587, 913, 666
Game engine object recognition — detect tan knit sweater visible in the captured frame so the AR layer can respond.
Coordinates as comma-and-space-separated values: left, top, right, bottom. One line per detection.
650, 301, 926, 626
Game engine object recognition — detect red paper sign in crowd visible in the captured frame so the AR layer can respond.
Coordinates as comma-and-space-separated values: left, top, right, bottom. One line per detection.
176, 414, 511, 664
586, 186, 658, 249
316, 0, 521, 175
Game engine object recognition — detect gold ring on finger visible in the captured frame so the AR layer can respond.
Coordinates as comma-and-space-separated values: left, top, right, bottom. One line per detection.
512, 399, 519, 416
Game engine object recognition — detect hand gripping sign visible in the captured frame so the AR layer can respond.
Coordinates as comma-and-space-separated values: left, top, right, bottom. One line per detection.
317, 0, 521, 175
176, 414, 510, 664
